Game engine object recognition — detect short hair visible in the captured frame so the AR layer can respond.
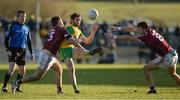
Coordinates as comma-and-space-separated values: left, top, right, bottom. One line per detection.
137, 21, 149, 29
70, 13, 81, 20
51, 16, 60, 27
17, 10, 26, 17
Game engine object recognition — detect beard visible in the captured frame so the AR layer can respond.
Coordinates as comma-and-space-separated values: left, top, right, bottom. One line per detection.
72, 21, 80, 27
73, 23, 80, 27
73, 24, 78, 27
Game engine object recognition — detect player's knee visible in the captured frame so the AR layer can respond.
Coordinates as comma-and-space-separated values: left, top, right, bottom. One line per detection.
8, 67, 15, 74
143, 65, 148, 71
144, 64, 152, 70
7, 70, 15, 76
168, 71, 176, 77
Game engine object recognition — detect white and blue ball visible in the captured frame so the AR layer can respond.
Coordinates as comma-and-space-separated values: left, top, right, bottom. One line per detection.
88, 8, 99, 20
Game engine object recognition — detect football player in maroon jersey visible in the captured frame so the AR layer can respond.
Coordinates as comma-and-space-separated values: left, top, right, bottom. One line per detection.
11, 16, 102, 94
105, 21, 179, 94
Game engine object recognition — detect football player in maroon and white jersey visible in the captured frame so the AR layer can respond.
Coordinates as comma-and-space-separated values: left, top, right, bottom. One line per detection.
105, 21, 179, 94
11, 16, 102, 94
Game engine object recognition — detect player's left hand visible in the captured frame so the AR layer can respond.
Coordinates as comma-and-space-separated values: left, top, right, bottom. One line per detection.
92, 22, 99, 32
30, 53, 35, 60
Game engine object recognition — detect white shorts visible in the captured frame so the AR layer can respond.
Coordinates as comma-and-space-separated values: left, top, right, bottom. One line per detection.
151, 50, 178, 68
38, 51, 56, 70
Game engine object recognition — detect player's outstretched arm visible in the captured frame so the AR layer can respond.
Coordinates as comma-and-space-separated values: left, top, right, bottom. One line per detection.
68, 37, 89, 58
68, 37, 88, 52
80, 22, 99, 44
104, 33, 139, 41
110, 26, 139, 33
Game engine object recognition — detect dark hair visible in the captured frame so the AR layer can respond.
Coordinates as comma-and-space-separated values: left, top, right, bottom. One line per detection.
17, 10, 25, 17
70, 13, 80, 20
51, 16, 60, 27
137, 21, 149, 29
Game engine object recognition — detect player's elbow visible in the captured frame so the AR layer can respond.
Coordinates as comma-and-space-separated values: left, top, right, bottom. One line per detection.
83, 40, 91, 45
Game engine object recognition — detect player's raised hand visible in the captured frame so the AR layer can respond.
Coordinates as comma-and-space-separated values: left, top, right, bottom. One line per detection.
104, 33, 116, 40
92, 22, 99, 32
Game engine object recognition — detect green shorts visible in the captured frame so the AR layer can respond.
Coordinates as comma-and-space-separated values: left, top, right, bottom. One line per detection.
59, 47, 73, 61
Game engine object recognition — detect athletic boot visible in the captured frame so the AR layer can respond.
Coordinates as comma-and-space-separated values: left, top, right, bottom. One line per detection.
16, 88, 23, 92
74, 89, 80, 94
89, 47, 103, 56
147, 89, 157, 94
57, 87, 64, 94
1, 87, 8, 93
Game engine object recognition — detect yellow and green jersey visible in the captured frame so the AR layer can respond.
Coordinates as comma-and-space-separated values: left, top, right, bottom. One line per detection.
60, 25, 84, 48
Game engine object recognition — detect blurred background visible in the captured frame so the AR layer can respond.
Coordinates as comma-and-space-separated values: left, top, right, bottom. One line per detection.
0, 0, 180, 64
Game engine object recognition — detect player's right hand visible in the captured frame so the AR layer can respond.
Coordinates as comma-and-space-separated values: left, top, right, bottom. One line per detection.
92, 22, 99, 32
30, 53, 35, 60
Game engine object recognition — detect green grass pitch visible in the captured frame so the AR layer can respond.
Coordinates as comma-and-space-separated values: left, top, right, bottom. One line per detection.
0, 64, 180, 99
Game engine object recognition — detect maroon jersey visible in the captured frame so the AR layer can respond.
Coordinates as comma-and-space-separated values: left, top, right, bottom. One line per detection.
43, 26, 71, 55
137, 28, 173, 57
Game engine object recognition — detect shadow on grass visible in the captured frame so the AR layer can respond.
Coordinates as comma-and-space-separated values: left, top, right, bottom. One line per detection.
0, 68, 179, 87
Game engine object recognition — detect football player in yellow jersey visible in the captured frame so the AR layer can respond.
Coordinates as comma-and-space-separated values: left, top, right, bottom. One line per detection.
59, 13, 99, 93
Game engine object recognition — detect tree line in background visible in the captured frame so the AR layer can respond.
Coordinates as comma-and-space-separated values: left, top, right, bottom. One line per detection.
78, 0, 180, 2
0, 0, 75, 21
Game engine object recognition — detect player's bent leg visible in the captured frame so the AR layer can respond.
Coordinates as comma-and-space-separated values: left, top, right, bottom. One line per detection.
22, 50, 57, 83
144, 63, 158, 94
144, 61, 160, 86
51, 59, 63, 93
168, 66, 180, 86
166, 51, 180, 85
22, 67, 48, 83
11, 67, 48, 93
144, 58, 162, 94
64, 58, 80, 93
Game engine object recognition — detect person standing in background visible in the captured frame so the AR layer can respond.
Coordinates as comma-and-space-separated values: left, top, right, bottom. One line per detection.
2, 10, 34, 93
